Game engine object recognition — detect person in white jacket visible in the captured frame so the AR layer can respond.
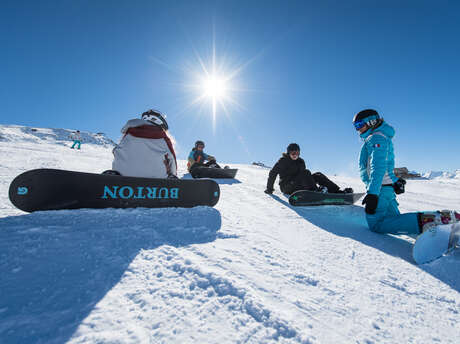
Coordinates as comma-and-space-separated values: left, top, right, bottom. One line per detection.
107, 109, 178, 179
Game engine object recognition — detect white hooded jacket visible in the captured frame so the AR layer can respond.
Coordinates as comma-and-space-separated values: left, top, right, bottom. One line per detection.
112, 119, 177, 179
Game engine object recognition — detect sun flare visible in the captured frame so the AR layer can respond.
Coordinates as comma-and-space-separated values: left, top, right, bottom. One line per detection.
202, 75, 227, 100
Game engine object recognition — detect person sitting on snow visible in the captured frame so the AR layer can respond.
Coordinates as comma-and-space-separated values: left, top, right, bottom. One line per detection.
353, 108, 460, 234
105, 109, 177, 179
187, 140, 221, 177
264, 143, 353, 195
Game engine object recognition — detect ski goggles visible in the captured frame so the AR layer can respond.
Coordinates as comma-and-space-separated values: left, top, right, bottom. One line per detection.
288, 150, 300, 156
353, 120, 367, 130
142, 114, 164, 126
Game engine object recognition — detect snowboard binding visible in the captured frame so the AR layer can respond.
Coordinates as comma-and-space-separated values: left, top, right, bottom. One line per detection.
419, 210, 460, 233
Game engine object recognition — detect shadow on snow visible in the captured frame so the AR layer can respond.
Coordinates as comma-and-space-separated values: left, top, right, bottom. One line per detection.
271, 194, 460, 293
0, 206, 222, 343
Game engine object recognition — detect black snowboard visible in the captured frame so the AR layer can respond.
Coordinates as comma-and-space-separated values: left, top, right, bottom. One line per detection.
192, 167, 238, 179
289, 190, 364, 206
9, 169, 220, 212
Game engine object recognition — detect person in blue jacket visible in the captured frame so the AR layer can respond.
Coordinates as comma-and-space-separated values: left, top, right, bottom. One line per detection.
187, 140, 221, 177
354, 109, 460, 234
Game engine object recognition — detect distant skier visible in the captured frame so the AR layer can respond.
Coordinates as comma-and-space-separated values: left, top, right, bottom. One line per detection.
70, 130, 81, 150
353, 109, 460, 234
106, 109, 177, 179
187, 140, 222, 177
264, 143, 353, 195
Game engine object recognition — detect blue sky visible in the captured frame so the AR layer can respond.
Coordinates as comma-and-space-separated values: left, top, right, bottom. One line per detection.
1, 0, 459, 174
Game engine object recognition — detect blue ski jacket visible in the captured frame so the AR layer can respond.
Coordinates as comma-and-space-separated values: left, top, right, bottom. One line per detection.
359, 121, 398, 195
187, 149, 216, 171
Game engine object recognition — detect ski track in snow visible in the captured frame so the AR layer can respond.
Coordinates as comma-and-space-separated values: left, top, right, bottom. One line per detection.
0, 125, 459, 344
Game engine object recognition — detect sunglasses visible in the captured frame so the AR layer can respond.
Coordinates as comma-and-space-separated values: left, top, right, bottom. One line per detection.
354, 120, 367, 130
289, 150, 300, 155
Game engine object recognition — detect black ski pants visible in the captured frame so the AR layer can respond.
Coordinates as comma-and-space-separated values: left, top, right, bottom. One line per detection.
280, 170, 340, 195
190, 160, 221, 178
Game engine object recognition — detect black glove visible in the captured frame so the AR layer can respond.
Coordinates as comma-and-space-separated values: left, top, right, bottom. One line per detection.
362, 194, 379, 214
393, 178, 406, 194
264, 188, 274, 194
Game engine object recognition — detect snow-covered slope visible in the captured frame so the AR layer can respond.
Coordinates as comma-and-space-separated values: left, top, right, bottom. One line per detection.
0, 124, 115, 147
423, 170, 460, 180
0, 125, 459, 344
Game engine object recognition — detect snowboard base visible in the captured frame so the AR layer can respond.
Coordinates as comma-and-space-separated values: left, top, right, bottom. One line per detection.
192, 167, 238, 179
9, 169, 220, 212
412, 223, 460, 264
289, 190, 364, 206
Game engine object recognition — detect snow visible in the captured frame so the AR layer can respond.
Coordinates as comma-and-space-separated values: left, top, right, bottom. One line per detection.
0, 124, 459, 344
423, 170, 460, 180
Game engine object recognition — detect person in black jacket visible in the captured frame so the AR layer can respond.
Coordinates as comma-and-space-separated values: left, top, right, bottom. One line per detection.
264, 143, 353, 195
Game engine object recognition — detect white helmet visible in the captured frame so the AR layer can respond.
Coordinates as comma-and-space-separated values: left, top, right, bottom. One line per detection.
141, 109, 169, 130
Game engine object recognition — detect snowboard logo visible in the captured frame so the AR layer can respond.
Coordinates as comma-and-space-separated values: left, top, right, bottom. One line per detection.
101, 185, 180, 200
17, 187, 28, 195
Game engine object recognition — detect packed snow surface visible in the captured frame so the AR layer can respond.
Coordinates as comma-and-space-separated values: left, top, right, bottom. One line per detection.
0, 125, 459, 344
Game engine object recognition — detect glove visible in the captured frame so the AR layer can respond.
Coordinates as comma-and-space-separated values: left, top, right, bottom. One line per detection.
362, 194, 379, 214
393, 178, 406, 194
264, 188, 274, 195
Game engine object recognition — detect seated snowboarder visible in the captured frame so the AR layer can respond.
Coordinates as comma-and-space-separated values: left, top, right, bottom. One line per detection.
264, 143, 353, 195
105, 109, 178, 179
187, 140, 221, 177
353, 108, 460, 234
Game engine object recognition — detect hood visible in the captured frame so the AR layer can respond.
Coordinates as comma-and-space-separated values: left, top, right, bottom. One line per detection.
281, 152, 303, 163
360, 121, 395, 140
121, 119, 156, 134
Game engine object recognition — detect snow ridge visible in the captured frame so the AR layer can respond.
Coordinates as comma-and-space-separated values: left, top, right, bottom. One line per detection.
423, 170, 460, 179
0, 124, 115, 147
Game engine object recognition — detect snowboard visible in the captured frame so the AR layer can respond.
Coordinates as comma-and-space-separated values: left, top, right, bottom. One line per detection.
288, 190, 365, 206
9, 169, 220, 212
192, 167, 238, 179
412, 223, 460, 264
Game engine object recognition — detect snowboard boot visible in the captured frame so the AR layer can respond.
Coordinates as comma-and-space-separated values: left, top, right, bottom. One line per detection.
339, 187, 354, 194
418, 210, 460, 233
318, 186, 328, 193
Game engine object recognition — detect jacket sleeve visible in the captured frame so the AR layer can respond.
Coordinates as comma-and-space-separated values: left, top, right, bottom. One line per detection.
367, 135, 390, 195
387, 143, 398, 183
359, 145, 370, 186
300, 159, 307, 172
204, 153, 216, 162
187, 151, 195, 170
266, 161, 281, 190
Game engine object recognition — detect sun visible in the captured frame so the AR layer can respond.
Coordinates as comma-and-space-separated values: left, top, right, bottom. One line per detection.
202, 75, 227, 100
168, 31, 256, 133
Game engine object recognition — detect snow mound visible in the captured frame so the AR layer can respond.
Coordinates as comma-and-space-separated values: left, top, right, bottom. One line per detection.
0, 124, 115, 147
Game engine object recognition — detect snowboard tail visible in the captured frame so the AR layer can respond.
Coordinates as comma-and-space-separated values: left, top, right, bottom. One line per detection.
192, 167, 238, 179
289, 190, 364, 206
9, 169, 220, 212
